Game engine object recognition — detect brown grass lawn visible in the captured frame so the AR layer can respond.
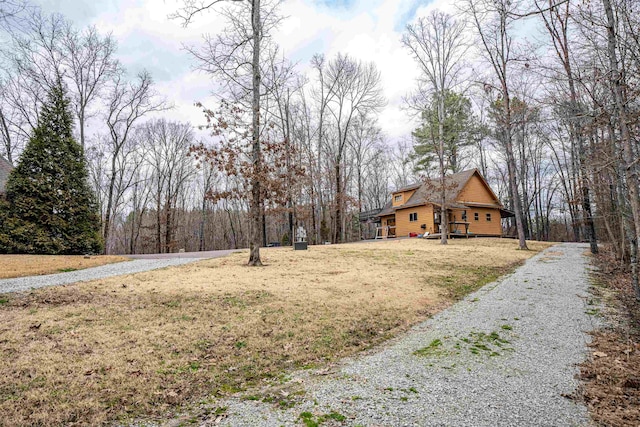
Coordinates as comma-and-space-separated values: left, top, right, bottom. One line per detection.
0, 238, 552, 426
0, 255, 129, 279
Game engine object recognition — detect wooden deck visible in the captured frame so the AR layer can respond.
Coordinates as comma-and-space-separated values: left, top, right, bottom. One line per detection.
423, 233, 471, 239
422, 233, 507, 239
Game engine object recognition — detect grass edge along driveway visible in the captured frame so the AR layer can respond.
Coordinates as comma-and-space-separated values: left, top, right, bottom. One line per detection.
0, 238, 551, 426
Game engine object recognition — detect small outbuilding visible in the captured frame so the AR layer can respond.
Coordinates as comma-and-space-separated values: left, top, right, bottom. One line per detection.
376, 169, 514, 238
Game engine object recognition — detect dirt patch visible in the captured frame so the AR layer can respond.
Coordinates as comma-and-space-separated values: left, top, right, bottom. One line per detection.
0, 238, 551, 426
0, 255, 129, 279
578, 248, 640, 426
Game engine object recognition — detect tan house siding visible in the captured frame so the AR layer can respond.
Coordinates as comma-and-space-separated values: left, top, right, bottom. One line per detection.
378, 170, 506, 238
392, 189, 417, 207
457, 174, 498, 204
395, 204, 434, 236
466, 207, 502, 235
448, 207, 501, 235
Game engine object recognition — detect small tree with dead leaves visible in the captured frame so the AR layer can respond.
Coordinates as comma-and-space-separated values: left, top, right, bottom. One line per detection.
190, 100, 305, 257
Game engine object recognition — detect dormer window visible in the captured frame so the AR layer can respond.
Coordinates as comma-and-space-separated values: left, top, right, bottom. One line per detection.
394, 194, 402, 203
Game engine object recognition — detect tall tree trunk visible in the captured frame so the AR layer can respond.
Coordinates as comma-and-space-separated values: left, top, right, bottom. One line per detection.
439, 93, 448, 245
310, 182, 318, 244
518, 129, 531, 240
568, 72, 598, 253
129, 183, 137, 254
199, 200, 207, 252
262, 207, 267, 247
102, 155, 118, 254
79, 113, 86, 152
608, 123, 628, 261
156, 192, 162, 254
334, 160, 342, 243
503, 89, 528, 250
284, 91, 294, 245
225, 207, 237, 249
248, 0, 263, 266
603, 0, 640, 298
165, 197, 172, 253
0, 111, 13, 164
539, 0, 598, 251
357, 162, 363, 240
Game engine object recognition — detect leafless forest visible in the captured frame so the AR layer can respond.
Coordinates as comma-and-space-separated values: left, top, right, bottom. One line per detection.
0, 0, 638, 286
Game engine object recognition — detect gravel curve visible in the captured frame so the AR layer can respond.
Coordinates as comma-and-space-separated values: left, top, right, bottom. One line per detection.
208, 243, 598, 427
0, 258, 201, 294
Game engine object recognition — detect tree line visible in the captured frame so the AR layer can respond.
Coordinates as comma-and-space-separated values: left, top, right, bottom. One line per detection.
0, 0, 638, 292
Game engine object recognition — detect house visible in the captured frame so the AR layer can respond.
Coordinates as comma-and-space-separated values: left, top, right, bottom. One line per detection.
376, 169, 513, 238
0, 156, 13, 196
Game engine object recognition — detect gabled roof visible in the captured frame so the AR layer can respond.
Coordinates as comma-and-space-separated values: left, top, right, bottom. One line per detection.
402, 169, 477, 209
378, 169, 502, 216
0, 156, 13, 194
377, 200, 394, 217
393, 182, 422, 193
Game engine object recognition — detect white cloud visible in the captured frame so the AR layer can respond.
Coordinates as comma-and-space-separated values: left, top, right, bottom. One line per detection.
273, 0, 425, 140
32, 0, 465, 142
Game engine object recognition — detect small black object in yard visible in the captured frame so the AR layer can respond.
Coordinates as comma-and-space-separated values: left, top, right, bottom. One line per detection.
294, 241, 308, 251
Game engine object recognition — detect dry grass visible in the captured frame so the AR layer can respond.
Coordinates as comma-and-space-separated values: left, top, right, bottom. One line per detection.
0, 238, 551, 426
0, 255, 129, 279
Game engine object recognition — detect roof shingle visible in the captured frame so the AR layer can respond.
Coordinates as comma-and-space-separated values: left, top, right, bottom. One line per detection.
378, 169, 501, 216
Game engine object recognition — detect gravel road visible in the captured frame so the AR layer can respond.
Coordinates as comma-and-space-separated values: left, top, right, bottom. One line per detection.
0, 258, 201, 294
208, 243, 598, 427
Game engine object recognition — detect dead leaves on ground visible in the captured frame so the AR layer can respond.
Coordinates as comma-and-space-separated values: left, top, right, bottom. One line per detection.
580, 332, 640, 427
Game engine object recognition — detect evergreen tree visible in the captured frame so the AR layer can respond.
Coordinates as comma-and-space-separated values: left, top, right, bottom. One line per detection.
0, 84, 103, 254
412, 90, 474, 175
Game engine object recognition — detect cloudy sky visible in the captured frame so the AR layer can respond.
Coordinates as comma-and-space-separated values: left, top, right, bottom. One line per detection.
31, 0, 455, 141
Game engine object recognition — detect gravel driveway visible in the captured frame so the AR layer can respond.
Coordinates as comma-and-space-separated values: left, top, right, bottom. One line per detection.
0, 258, 201, 294
207, 243, 598, 427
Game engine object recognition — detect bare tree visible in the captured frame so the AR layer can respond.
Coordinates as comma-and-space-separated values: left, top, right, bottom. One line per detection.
143, 119, 196, 253
321, 53, 385, 243
61, 24, 120, 150
0, 9, 119, 158
126, 151, 153, 254
535, 0, 598, 254
403, 11, 469, 244
102, 70, 166, 253
602, 0, 640, 298
196, 159, 219, 251
349, 113, 383, 239
175, 0, 284, 265
0, 85, 23, 163
390, 138, 419, 188
0, 10, 65, 156
464, 0, 529, 250
262, 51, 301, 245
0, 0, 26, 22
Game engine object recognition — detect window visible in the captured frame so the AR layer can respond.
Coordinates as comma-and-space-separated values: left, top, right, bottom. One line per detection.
486, 213, 492, 222
462, 210, 467, 221
409, 212, 418, 222
474, 212, 479, 221
394, 194, 402, 203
